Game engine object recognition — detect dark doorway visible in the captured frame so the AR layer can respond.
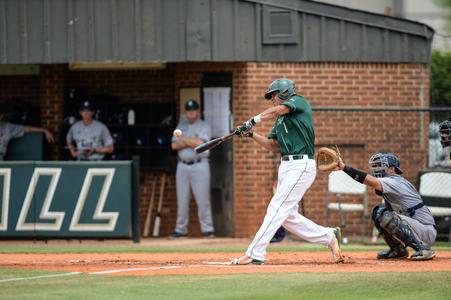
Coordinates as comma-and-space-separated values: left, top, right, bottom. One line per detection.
202, 72, 234, 237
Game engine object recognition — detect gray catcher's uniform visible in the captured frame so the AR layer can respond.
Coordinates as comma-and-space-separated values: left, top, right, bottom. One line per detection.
375, 175, 436, 248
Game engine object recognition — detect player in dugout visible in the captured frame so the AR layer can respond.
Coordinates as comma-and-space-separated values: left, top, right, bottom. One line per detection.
336, 152, 436, 261
66, 100, 114, 161
0, 108, 54, 160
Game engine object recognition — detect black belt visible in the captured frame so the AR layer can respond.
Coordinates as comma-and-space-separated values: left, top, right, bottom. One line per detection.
180, 158, 202, 165
406, 203, 424, 217
281, 154, 309, 161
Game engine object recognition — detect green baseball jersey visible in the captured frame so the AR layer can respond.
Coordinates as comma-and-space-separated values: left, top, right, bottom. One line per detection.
268, 95, 315, 158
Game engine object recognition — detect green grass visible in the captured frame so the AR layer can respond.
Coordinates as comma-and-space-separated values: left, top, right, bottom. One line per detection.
1, 243, 450, 299
0, 242, 450, 254
0, 269, 450, 300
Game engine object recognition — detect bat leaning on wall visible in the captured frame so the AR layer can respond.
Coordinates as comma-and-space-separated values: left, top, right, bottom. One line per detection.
152, 173, 167, 237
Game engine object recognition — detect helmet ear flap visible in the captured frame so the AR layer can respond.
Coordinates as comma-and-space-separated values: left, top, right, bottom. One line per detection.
264, 78, 296, 100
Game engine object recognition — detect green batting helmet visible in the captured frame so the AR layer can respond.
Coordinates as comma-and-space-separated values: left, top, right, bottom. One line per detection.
264, 78, 297, 100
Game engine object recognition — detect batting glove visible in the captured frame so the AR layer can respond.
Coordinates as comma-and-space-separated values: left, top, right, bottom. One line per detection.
234, 125, 253, 138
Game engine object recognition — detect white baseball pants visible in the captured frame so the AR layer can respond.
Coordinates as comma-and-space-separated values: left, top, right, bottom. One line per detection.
245, 158, 334, 261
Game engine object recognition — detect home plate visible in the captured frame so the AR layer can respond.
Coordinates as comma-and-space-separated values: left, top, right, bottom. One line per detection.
202, 261, 231, 265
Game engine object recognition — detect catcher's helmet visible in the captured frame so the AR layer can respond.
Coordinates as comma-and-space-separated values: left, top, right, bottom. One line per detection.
368, 152, 403, 178
264, 78, 296, 100
439, 118, 451, 148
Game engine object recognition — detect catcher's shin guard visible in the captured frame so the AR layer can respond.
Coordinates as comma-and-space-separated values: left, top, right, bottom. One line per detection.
372, 205, 403, 250
379, 211, 428, 253
371, 204, 387, 223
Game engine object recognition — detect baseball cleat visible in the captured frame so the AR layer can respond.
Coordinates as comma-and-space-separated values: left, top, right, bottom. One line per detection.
230, 255, 264, 265
410, 249, 436, 261
329, 227, 344, 263
377, 247, 409, 259
168, 232, 188, 239
202, 231, 216, 238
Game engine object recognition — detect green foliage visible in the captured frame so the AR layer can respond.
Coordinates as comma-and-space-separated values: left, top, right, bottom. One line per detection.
435, 0, 451, 31
431, 50, 451, 107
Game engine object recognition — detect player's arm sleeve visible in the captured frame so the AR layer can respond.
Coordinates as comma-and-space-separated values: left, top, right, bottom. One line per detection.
267, 126, 277, 140
100, 125, 114, 146
281, 98, 305, 114
8, 123, 25, 139
379, 177, 401, 195
171, 122, 182, 143
198, 123, 211, 142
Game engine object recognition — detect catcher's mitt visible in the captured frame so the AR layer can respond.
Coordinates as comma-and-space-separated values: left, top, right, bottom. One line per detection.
316, 146, 342, 171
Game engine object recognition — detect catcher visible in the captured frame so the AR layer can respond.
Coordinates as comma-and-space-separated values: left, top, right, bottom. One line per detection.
317, 148, 436, 261
439, 118, 451, 160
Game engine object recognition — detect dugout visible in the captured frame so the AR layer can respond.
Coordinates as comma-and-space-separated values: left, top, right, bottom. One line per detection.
0, 0, 439, 239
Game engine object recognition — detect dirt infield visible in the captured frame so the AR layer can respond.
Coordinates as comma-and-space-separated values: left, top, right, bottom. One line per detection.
2, 251, 451, 276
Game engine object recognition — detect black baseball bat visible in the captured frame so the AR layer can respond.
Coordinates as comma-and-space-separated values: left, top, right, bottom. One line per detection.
195, 131, 237, 153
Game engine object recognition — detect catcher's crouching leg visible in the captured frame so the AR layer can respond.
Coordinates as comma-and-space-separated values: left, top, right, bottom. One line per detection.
378, 211, 435, 260
372, 206, 408, 259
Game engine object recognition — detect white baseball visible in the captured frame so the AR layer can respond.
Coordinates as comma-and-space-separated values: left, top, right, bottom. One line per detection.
173, 129, 183, 137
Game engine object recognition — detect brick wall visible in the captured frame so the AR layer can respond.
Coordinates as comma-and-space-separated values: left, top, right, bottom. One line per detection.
1, 62, 430, 239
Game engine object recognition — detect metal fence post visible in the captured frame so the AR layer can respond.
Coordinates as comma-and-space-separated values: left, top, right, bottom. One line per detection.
132, 156, 141, 243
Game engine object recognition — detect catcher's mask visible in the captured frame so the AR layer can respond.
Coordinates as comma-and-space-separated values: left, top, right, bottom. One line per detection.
368, 152, 403, 178
264, 78, 297, 100
439, 118, 451, 148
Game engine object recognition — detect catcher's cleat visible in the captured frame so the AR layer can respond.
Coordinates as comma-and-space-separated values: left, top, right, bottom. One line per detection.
230, 255, 264, 265
329, 227, 344, 263
410, 249, 436, 261
377, 247, 409, 259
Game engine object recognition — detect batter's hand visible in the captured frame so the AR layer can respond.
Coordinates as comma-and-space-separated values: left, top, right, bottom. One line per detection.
235, 123, 253, 138
240, 129, 254, 138
237, 121, 253, 133
244, 118, 256, 129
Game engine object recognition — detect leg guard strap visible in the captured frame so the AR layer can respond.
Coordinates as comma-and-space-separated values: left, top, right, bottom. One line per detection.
379, 211, 427, 251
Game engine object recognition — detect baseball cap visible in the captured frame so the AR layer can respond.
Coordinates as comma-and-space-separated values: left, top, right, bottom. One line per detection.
79, 100, 95, 112
185, 100, 200, 111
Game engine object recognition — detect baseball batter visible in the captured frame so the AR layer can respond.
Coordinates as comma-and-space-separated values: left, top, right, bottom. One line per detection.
336, 152, 436, 260
231, 78, 343, 265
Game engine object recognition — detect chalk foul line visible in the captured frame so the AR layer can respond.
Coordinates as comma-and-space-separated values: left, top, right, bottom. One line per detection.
0, 272, 82, 283
89, 266, 181, 275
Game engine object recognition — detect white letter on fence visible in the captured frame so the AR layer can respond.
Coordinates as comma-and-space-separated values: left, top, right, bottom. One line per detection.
16, 168, 64, 231
0, 169, 11, 231
69, 168, 118, 231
